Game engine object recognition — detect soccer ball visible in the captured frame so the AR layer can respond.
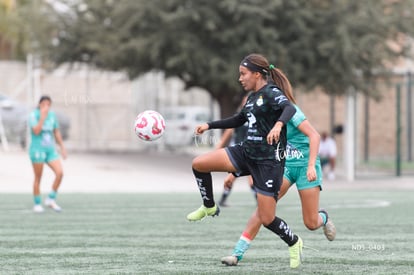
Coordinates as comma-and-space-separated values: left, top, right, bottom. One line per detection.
134, 110, 166, 141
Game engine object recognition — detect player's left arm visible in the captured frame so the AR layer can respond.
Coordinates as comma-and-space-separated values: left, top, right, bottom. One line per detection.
54, 129, 67, 160
297, 120, 321, 182
53, 114, 67, 159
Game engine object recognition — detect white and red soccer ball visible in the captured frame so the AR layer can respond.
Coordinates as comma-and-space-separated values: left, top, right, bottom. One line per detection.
134, 110, 166, 141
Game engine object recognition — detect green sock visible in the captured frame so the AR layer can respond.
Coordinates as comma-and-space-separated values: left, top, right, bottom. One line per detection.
319, 212, 327, 225
48, 191, 57, 200
34, 195, 42, 205
232, 232, 252, 261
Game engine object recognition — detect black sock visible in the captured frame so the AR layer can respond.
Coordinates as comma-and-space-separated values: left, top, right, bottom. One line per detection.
192, 168, 215, 208
264, 217, 298, 246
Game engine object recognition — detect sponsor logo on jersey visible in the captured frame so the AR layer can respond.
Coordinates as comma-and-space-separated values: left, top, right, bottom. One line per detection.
274, 95, 287, 104
286, 142, 304, 160
247, 136, 263, 141
256, 96, 263, 106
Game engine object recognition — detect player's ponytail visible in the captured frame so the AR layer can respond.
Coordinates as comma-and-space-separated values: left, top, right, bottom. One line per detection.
269, 67, 296, 104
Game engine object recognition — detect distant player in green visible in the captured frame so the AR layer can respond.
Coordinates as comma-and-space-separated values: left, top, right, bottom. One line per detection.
186, 53, 303, 269
221, 104, 337, 266
29, 95, 67, 213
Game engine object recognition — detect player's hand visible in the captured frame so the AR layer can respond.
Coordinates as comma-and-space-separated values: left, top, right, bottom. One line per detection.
223, 173, 235, 189
61, 147, 67, 160
195, 123, 209, 135
40, 104, 49, 119
267, 123, 283, 145
306, 166, 317, 182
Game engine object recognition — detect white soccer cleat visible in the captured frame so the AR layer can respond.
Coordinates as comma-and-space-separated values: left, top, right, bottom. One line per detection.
324, 219, 336, 241
319, 209, 336, 241
33, 204, 44, 213
45, 198, 62, 212
221, 255, 238, 266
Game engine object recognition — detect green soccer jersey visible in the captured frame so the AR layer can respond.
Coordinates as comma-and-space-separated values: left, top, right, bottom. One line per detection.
29, 109, 59, 149
286, 105, 319, 166
241, 84, 292, 160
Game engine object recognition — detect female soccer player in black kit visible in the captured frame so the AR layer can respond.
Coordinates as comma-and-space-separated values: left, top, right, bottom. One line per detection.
187, 53, 303, 268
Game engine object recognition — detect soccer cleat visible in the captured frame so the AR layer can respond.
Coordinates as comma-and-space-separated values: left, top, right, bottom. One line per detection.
33, 204, 44, 213
289, 236, 303, 269
319, 209, 336, 241
45, 198, 62, 212
221, 237, 251, 266
186, 204, 220, 221
221, 255, 238, 266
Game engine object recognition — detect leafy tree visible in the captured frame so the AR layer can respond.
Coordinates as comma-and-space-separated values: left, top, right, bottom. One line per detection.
0, 0, 21, 59
20, 0, 414, 116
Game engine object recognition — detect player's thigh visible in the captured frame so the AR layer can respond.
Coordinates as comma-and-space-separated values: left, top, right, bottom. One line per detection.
192, 148, 235, 172
30, 149, 46, 179
256, 193, 276, 225
47, 158, 63, 177
278, 177, 292, 201
250, 160, 283, 198
32, 162, 44, 180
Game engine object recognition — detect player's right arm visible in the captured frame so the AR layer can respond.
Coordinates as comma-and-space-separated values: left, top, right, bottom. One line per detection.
31, 106, 48, 135
195, 112, 246, 135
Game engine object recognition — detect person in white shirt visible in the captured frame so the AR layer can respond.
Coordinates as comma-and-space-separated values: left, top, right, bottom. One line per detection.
319, 132, 337, 180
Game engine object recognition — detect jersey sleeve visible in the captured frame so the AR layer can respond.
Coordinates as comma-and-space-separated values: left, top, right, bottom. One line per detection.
266, 87, 296, 125
267, 86, 291, 109
290, 105, 307, 128
52, 112, 60, 129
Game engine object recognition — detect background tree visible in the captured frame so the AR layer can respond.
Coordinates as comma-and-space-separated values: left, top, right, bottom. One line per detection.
0, 0, 22, 59
20, 0, 414, 116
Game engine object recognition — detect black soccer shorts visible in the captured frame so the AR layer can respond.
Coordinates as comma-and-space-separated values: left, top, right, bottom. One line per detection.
225, 144, 283, 198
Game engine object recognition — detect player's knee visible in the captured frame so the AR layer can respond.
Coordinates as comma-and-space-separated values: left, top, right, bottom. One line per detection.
55, 170, 64, 180
192, 156, 203, 171
258, 213, 274, 226
304, 217, 320, 231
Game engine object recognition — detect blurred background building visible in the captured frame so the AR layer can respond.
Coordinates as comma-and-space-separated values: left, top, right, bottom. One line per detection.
1, 0, 414, 179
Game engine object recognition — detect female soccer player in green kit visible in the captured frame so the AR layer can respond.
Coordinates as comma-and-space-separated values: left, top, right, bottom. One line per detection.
29, 95, 67, 213
221, 103, 336, 267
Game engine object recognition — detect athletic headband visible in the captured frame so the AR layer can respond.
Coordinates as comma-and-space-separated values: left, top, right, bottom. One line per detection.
240, 59, 276, 75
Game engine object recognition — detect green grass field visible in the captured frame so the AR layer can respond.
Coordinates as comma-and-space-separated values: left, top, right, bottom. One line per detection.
1, 190, 413, 275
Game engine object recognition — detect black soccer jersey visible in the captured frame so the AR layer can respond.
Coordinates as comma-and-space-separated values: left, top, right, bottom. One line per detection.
233, 122, 248, 144
240, 84, 292, 161
208, 83, 295, 161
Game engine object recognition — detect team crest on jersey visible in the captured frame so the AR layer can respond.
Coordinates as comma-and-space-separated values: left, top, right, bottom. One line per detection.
256, 96, 263, 106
